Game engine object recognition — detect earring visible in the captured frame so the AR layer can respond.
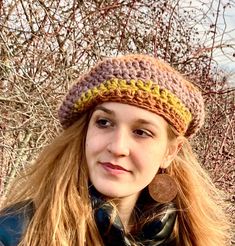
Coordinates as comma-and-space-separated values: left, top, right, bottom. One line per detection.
148, 170, 178, 203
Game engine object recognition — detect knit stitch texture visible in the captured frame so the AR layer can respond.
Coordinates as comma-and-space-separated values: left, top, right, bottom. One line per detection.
58, 54, 205, 137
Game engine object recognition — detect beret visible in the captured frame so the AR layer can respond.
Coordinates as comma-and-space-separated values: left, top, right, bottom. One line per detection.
58, 54, 205, 137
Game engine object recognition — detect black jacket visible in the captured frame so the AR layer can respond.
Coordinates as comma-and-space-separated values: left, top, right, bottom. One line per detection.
0, 200, 176, 246
0, 201, 34, 246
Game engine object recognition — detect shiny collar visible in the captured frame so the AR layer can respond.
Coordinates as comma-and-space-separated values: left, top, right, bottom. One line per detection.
90, 187, 177, 246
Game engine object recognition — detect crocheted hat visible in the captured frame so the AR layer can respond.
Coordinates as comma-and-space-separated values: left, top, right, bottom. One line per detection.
58, 54, 205, 137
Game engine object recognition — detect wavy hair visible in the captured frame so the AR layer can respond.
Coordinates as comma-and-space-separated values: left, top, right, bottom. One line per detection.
168, 139, 231, 246
1, 112, 231, 246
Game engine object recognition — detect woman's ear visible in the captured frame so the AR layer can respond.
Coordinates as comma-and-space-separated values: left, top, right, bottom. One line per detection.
161, 136, 185, 169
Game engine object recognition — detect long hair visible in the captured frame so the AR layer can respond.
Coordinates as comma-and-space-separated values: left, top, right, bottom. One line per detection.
1, 114, 231, 246
166, 128, 231, 246
2, 111, 103, 246
130, 127, 231, 246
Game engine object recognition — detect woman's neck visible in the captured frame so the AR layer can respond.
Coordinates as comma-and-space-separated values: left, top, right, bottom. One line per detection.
114, 193, 139, 232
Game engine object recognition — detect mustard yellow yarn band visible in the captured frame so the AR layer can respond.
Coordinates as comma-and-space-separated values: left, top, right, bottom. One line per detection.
73, 78, 192, 131
59, 54, 205, 136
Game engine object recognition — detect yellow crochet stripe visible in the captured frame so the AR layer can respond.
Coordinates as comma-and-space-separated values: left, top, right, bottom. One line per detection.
74, 78, 192, 125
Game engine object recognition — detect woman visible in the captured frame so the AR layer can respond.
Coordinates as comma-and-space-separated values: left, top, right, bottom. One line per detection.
0, 54, 230, 245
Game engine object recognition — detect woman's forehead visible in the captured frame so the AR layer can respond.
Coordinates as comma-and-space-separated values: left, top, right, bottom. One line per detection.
92, 102, 169, 128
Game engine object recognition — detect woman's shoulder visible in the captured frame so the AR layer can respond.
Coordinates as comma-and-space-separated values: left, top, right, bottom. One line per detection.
0, 200, 34, 246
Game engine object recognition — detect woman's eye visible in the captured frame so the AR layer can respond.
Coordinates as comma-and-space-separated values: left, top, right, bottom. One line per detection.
95, 118, 112, 128
134, 129, 152, 137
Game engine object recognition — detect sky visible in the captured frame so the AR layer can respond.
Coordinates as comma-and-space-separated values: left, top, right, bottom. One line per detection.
181, 0, 235, 86
213, 1, 235, 84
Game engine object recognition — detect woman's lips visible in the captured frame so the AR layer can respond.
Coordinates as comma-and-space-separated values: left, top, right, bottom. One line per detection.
99, 162, 130, 174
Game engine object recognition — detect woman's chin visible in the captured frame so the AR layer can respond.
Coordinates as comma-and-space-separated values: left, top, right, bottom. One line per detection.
94, 186, 124, 198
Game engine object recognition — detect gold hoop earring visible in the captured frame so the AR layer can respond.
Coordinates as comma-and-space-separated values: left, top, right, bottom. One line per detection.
148, 169, 178, 203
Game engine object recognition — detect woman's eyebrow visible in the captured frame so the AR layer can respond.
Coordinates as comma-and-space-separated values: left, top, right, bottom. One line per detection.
93, 107, 161, 129
135, 119, 161, 130
93, 106, 115, 115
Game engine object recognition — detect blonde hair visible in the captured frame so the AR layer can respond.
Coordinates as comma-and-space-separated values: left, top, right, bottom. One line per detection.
2, 112, 103, 246
168, 140, 231, 245
1, 113, 231, 246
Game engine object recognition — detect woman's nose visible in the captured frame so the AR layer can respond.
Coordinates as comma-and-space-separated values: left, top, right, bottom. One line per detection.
107, 128, 130, 157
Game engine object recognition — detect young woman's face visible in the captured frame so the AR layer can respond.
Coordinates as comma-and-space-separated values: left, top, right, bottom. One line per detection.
85, 102, 175, 201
